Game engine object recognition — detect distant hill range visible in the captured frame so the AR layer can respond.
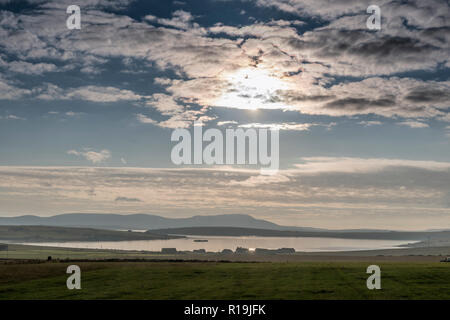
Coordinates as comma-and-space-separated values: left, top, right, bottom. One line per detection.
1, 213, 449, 242
0, 225, 181, 242
0, 213, 321, 231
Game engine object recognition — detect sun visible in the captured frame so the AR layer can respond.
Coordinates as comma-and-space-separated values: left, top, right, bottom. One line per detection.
214, 67, 291, 111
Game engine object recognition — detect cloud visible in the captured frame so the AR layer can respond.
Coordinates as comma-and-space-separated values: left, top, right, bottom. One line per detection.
145, 10, 200, 31
0, 2, 447, 125
217, 120, 238, 126
156, 111, 201, 129
67, 148, 111, 164
0, 0, 448, 134
63, 111, 84, 118
291, 157, 450, 174
136, 113, 157, 124
115, 196, 142, 202
228, 173, 290, 186
66, 86, 143, 102
238, 122, 337, 131
208, 20, 300, 38
145, 93, 184, 115
239, 122, 314, 131
0, 57, 57, 75
439, 114, 450, 122
34, 83, 144, 102
397, 121, 429, 128
0, 76, 31, 99
359, 120, 382, 127
253, 0, 449, 28
280, 77, 450, 119
0, 114, 25, 120
0, 160, 448, 229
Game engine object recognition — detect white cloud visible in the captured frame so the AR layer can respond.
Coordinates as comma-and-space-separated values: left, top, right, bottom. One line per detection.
239, 122, 314, 131
67, 148, 111, 164
65, 111, 82, 117
0, 76, 31, 99
67, 86, 143, 102
0, 57, 57, 75
359, 121, 382, 127
228, 173, 290, 186
217, 120, 238, 126
397, 121, 429, 128
145, 10, 200, 31
36, 84, 144, 102
136, 113, 157, 124
146, 93, 184, 115
0, 114, 25, 120
291, 157, 450, 174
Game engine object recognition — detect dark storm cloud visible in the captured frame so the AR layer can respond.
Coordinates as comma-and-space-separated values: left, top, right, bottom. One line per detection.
324, 97, 395, 111
351, 36, 437, 59
281, 91, 336, 103
405, 87, 450, 103
283, 28, 448, 76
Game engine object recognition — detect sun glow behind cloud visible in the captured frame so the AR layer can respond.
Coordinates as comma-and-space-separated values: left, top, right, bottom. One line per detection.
214, 67, 294, 110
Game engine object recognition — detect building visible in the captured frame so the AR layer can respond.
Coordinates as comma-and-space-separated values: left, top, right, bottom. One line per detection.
235, 247, 249, 254
255, 248, 272, 255
161, 248, 177, 254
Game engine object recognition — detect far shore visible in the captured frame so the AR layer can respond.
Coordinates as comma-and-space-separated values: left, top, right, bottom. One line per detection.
1, 242, 449, 263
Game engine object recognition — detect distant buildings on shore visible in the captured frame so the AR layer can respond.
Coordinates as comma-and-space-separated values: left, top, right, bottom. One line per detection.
161, 248, 177, 254
160, 247, 296, 255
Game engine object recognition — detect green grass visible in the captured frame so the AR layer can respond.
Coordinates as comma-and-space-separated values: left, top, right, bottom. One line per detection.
0, 261, 449, 299
0, 243, 164, 260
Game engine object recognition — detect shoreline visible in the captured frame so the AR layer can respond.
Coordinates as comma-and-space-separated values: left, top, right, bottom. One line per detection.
1, 242, 449, 262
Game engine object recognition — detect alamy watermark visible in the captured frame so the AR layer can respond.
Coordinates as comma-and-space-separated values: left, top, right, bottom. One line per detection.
66, 5, 81, 30
171, 122, 279, 174
366, 265, 381, 290
366, 5, 381, 30
66, 265, 81, 290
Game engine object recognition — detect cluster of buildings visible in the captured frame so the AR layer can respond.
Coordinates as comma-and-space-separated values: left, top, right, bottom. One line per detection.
160, 247, 296, 255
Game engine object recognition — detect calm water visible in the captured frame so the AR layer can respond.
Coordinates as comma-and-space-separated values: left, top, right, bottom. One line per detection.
18, 236, 415, 252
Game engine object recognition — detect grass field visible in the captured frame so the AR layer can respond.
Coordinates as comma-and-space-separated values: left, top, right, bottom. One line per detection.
0, 243, 164, 260
1, 243, 449, 300
0, 260, 449, 299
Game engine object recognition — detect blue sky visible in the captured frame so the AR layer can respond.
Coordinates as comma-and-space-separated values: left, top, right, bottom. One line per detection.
0, 0, 449, 229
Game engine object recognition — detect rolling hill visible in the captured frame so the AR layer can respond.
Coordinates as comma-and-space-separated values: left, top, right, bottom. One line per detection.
0, 213, 321, 231
0, 225, 182, 242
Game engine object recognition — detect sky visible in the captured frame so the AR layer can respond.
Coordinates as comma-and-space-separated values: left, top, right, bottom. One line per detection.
0, 0, 449, 230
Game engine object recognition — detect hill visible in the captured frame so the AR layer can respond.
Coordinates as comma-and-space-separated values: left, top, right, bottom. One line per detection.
0, 213, 320, 231
0, 225, 181, 242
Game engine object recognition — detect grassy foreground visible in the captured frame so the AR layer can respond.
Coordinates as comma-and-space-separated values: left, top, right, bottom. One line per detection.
0, 260, 449, 299
0, 243, 163, 260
